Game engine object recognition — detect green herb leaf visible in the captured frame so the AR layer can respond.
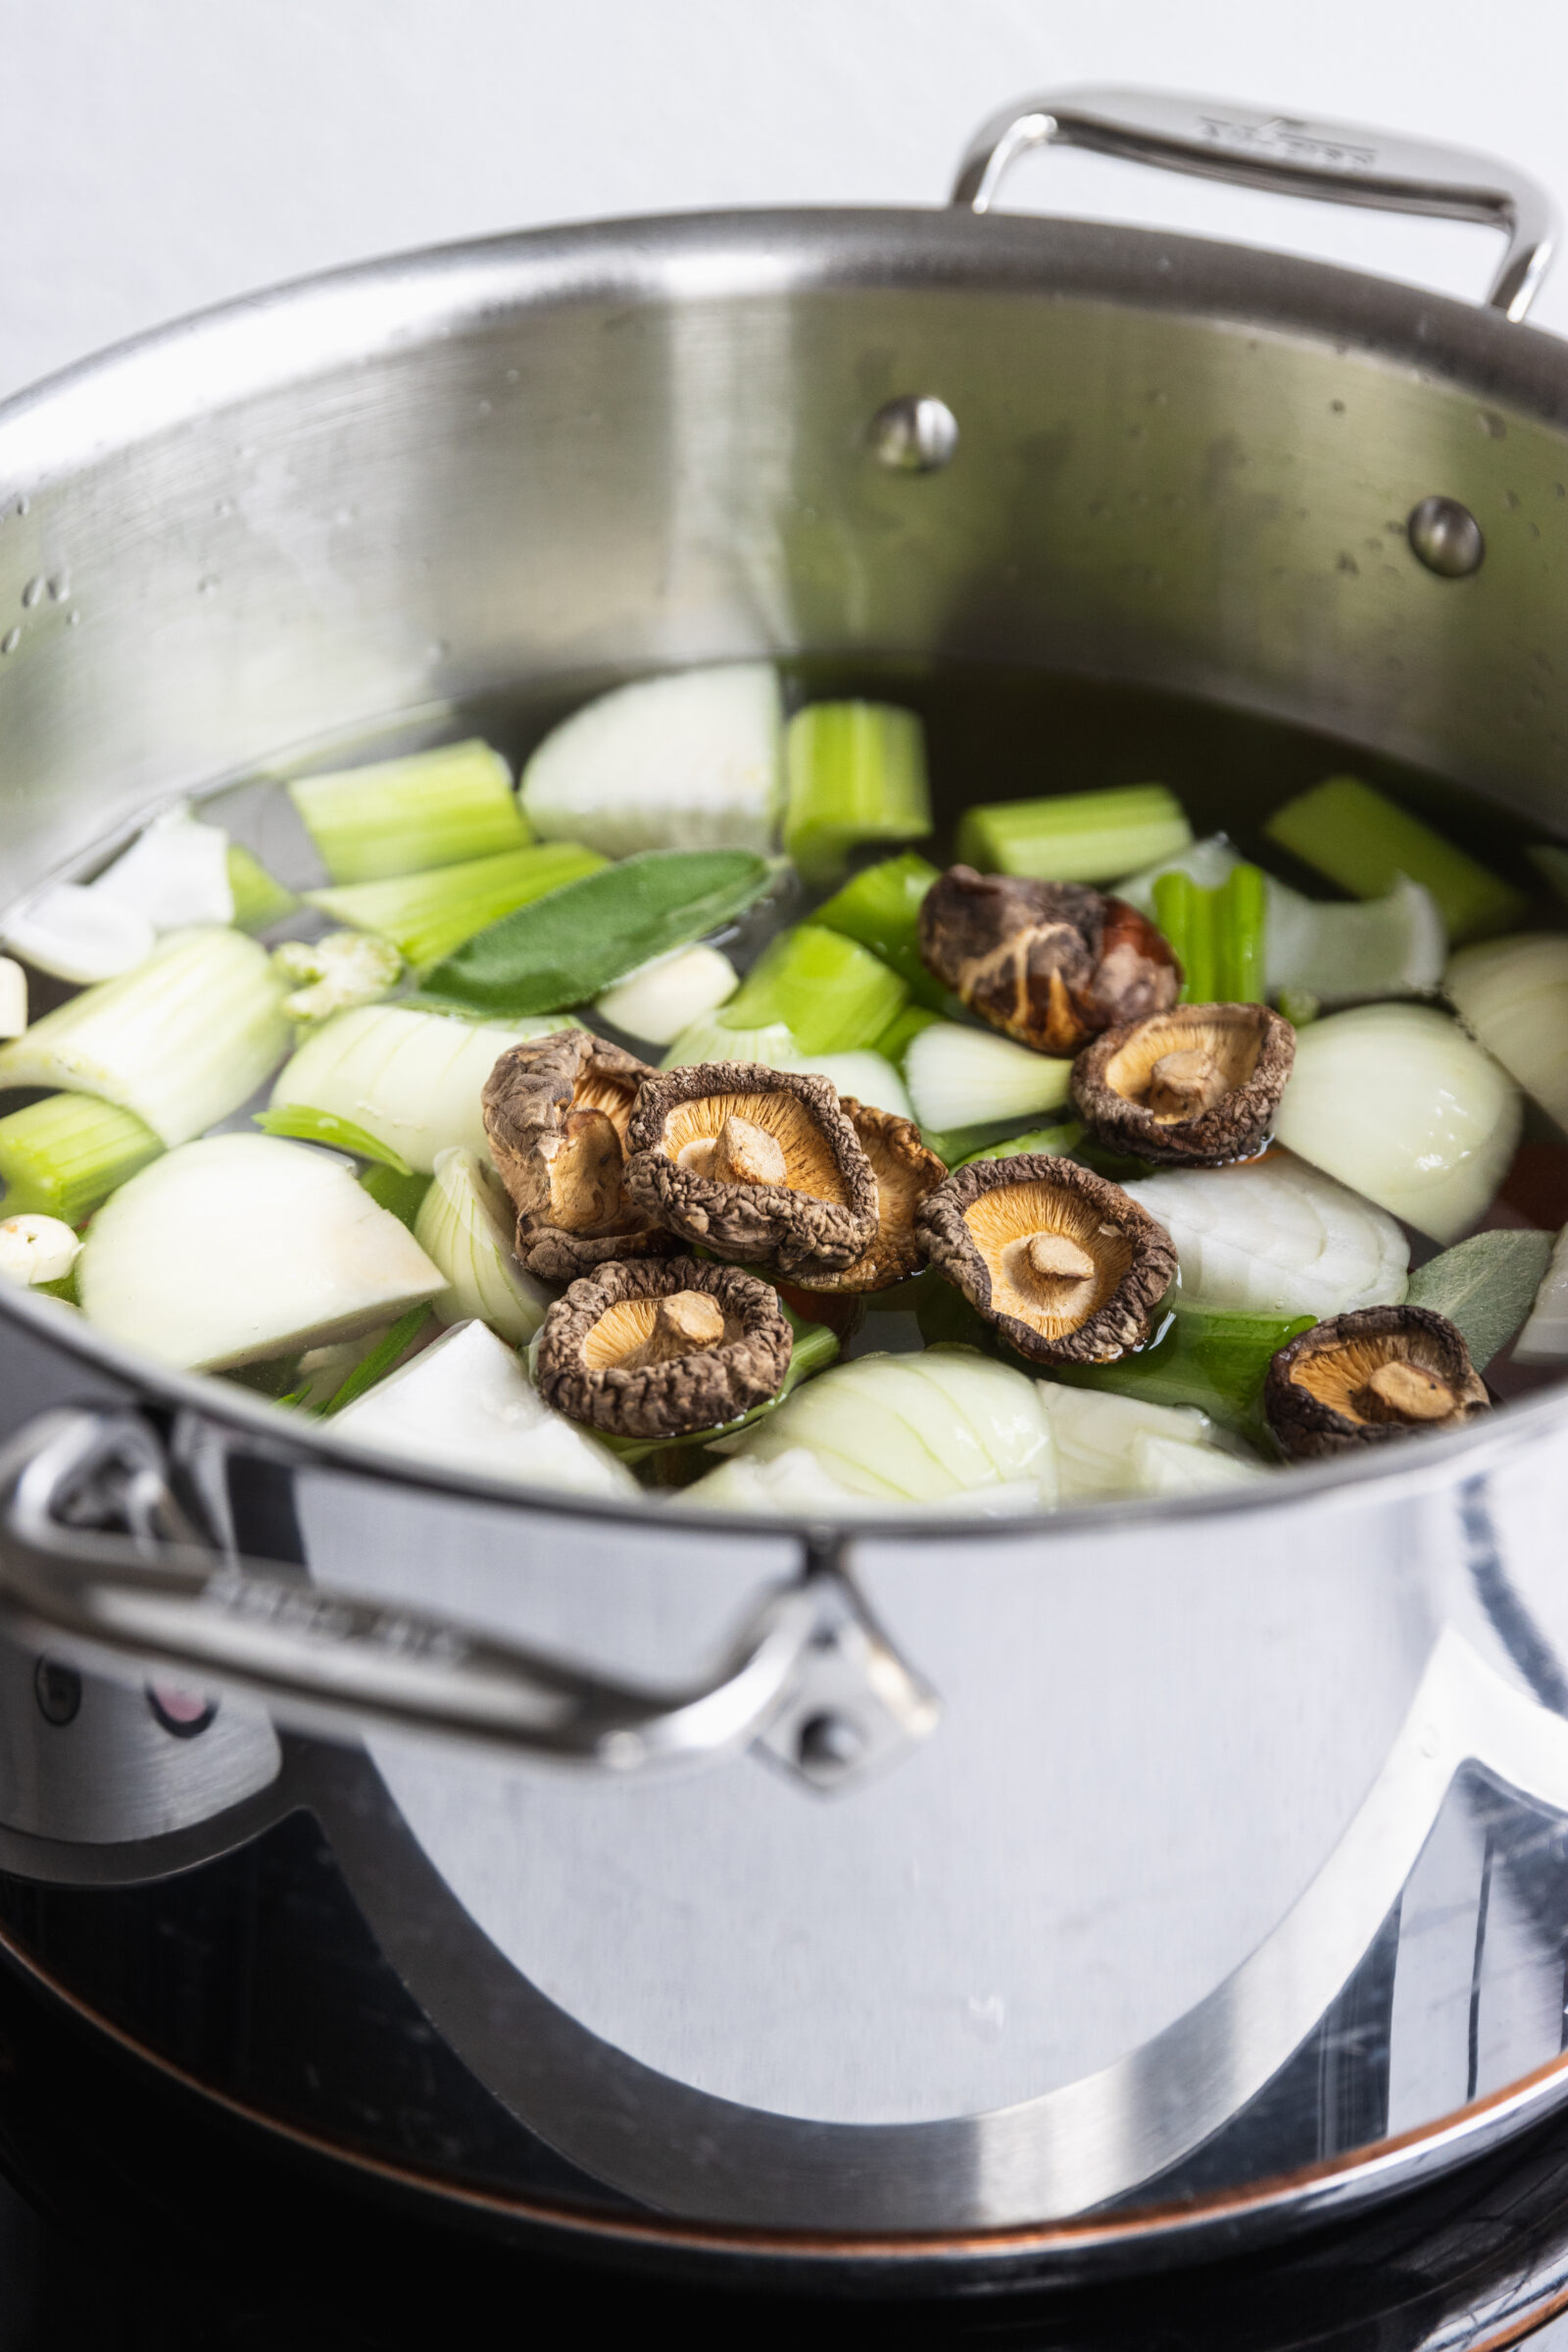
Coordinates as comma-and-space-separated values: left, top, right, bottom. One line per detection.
1405, 1228, 1553, 1368
416, 849, 775, 1018
318, 1304, 434, 1417
255, 1104, 414, 1176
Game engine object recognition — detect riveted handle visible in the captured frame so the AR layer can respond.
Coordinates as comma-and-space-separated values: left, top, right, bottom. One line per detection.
952, 87, 1558, 320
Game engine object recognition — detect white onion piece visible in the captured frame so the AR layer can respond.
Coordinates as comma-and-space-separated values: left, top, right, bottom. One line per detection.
334, 1319, 638, 1501
1130, 1434, 1273, 1496
77, 1134, 445, 1371
595, 943, 738, 1045
1446, 933, 1568, 1130
1274, 1004, 1520, 1245
661, 1013, 802, 1072
0, 1214, 81, 1287
0, 958, 24, 1038
1038, 1384, 1258, 1503
521, 662, 783, 857
273, 1005, 577, 1174
805, 1050, 913, 1121
1123, 1152, 1408, 1317
903, 1022, 1072, 1134
1514, 1223, 1568, 1365
414, 1148, 551, 1345
3, 884, 155, 983
91, 803, 234, 929
685, 1446, 1043, 1518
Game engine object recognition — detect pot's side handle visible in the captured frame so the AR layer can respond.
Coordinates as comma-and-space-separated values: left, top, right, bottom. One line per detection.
0, 1404, 921, 1782
953, 87, 1558, 321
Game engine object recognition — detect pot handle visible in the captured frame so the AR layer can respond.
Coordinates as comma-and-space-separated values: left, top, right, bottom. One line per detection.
952, 87, 1558, 321
0, 1404, 843, 1776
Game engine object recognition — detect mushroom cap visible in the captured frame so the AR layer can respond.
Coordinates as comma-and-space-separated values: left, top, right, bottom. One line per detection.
1265, 1304, 1489, 1460
1072, 1003, 1296, 1166
481, 1027, 676, 1282
535, 1256, 793, 1438
918, 866, 1180, 1054
624, 1061, 878, 1277
789, 1098, 946, 1295
916, 1153, 1176, 1362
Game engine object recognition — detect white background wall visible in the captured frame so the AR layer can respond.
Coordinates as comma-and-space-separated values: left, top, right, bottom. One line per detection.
4, 0, 1568, 399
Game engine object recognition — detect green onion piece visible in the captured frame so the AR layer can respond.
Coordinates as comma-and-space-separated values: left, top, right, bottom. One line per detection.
956, 785, 1193, 884
812, 852, 953, 1011
226, 844, 298, 932
0, 1094, 162, 1223
305, 842, 606, 972
290, 741, 527, 884
317, 1303, 435, 1416
873, 1004, 943, 1067
415, 850, 774, 1018
607, 1306, 840, 1463
1050, 1306, 1316, 1443
721, 924, 907, 1055
782, 703, 931, 886
360, 1164, 431, 1231
953, 1121, 1085, 1169
254, 1104, 414, 1174
1265, 776, 1528, 944
1276, 985, 1320, 1028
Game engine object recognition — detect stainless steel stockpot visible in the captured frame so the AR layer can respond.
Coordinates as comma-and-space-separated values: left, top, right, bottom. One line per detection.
1, 88, 1567, 2296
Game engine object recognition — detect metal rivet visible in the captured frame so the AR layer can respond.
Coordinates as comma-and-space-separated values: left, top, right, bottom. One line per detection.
1408, 495, 1485, 579
796, 1711, 864, 1775
34, 1657, 80, 1727
869, 395, 958, 473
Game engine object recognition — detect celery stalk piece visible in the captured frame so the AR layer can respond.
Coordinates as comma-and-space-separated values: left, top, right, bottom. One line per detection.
304, 842, 606, 972
1152, 866, 1266, 1004
289, 741, 526, 885
521, 663, 784, 858
904, 1021, 1073, 1134
1217, 864, 1267, 1004
956, 786, 1192, 884
1264, 776, 1528, 943
721, 925, 906, 1054
813, 853, 952, 1010
661, 1014, 801, 1072
0, 929, 291, 1147
0, 1094, 162, 1222
782, 702, 931, 886
226, 844, 299, 932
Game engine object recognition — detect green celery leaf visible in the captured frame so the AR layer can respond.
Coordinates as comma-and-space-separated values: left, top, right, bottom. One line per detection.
255, 1104, 414, 1176
1405, 1228, 1553, 1368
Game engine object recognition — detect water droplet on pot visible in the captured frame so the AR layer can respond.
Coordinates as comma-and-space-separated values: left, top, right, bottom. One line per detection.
197, 575, 219, 596
47, 574, 69, 602
67, 610, 80, 627
20, 575, 44, 608
1478, 409, 1507, 439
14, 496, 28, 517
1, 627, 20, 654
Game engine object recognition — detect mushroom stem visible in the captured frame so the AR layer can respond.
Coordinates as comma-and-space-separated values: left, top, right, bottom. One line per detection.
711, 1114, 787, 1188
546, 1106, 626, 1233
1147, 1048, 1227, 1119
619, 1289, 727, 1370
1354, 1359, 1459, 1424
1023, 1231, 1097, 1295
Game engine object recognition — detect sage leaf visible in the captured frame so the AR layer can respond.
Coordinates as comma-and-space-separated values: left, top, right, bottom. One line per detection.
414, 849, 775, 1018
1404, 1228, 1553, 1368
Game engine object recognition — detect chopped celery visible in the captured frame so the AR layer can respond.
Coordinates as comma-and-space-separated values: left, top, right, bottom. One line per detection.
1265, 776, 1527, 943
1049, 1306, 1315, 1444
956, 785, 1192, 883
1153, 863, 1267, 1004
254, 1104, 414, 1174
874, 1004, 942, 1066
317, 1305, 436, 1415
954, 1121, 1084, 1169
782, 703, 930, 885
226, 844, 298, 932
360, 1164, 431, 1231
813, 853, 952, 1011
290, 741, 526, 884
305, 842, 606, 971
0, 1094, 162, 1223
722, 925, 907, 1054
0, 928, 291, 1147
662, 1013, 801, 1072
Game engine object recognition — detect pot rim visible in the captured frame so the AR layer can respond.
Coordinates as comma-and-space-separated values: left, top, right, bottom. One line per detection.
2, 199, 1565, 1544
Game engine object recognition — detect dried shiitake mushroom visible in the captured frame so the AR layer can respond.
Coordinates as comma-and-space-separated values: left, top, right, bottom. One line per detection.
624, 1062, 877, 1279
535, 1257, 792, 1439
790, 1098, 946, 1295
916, 1154, 1176, 1363
918, 866, 1180, 1055
482, 1028, 676, 1282
1265, 1305, 1489, 1460
1072, 1003, 1295, 1166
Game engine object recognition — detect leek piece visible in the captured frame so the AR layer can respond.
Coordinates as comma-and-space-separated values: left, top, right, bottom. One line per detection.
317, 1305, 434, 1414
1153, 865, 1266, 1004
686, 1446, 1044, 1518
91, 805, 233, 928
954, 1121, 1084, 1168
254, 1104, 413, 1174
272, 931, 402, 1025
1049, 1305, 1314, 1444
782, 702, 930, 886
1123, 1152, 1409, 1316
0, 958, 24, 1038
662, 1014, 802, 1073
1273, 1004, 1520, 1244
272, 1004, 577, 1175
611, 1305, 840, 1464
594, 943, 738, 1046
0, 1093, 162, 1222
813, 853, 951, 1010
1514, 1224, 1568, 1366
874, 1004, 942, 1065
520, 662, 783, 858
904, 1020, 1073, 1134
1036, 1383, 1265, 1501
0, 1213, 82, 1289
721, 925, 906, 1055
805, 1050, 913, 1121
226, 843, 298, 932
1446, 933, 1568, 1130
3, 884, 155, 983
956, 786, 1192, 884
360, 1163, 431, 1231
1405, 1228, 1552, 1369
414, 1147, 552, 1346
0, 928, 291, 1147
290, 741, 525, 884
305, 842, 606, 971
77, 1134, 446, 1371
1264, 776, 1527, 943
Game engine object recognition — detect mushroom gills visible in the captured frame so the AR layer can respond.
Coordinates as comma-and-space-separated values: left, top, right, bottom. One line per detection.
584, 1289, 735, 1372
662, 1089, 846, 1203
1102, 1012, 1261, 1122
1292, 1328, 1466, 1427
971, 1185, 1136, 1344
545, 1106, 628, 1231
